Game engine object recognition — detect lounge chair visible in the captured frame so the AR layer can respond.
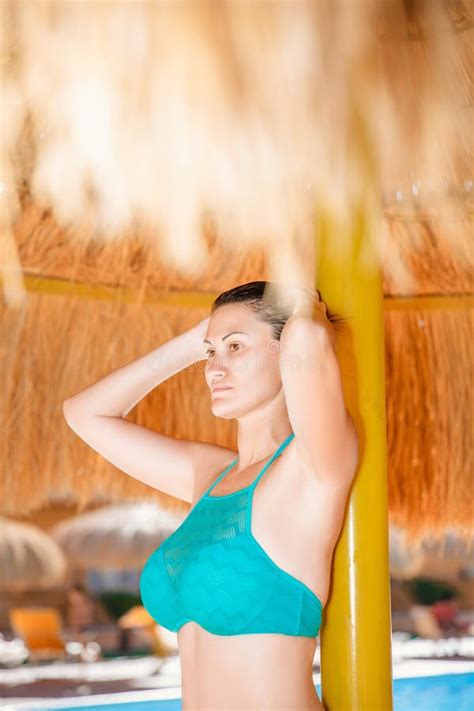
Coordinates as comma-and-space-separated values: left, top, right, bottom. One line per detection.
9, 607, 67, 662
118, 604, 178, 657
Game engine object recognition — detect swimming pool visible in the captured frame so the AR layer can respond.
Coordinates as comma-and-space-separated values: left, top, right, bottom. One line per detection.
22, 671, 474, 711
393, 671, 473, 710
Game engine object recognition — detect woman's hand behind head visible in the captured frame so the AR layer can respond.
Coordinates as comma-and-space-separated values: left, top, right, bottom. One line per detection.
285, 286, 336, 348
188, 316, 211, 362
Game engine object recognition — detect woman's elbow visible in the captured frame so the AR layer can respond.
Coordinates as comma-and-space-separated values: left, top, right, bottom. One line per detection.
62, 397, 86, 424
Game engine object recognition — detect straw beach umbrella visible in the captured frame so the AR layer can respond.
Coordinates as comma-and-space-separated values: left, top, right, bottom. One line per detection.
412, 530, 474, 583
50, 502, 184, 570
390, 524, 474, 582
389, 525, 427, 580
0, 0, 471, 544
0, 516, 67, 591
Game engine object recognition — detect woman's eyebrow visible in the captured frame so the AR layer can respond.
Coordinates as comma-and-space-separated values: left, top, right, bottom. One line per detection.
203, 331, 248, 344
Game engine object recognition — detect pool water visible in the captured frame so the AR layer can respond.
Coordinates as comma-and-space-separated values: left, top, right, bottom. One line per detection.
393, 671, 473, 710
37, 671, 474, 711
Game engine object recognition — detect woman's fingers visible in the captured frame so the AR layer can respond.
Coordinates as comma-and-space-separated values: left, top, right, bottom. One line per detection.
287, 287, 331, 321
291, 288, 314, 317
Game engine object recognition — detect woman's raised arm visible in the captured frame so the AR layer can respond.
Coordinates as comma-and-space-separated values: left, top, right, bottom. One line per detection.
62, 317, 224, 503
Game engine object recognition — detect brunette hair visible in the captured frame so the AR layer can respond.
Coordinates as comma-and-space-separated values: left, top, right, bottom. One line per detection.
211, 280, 346, 341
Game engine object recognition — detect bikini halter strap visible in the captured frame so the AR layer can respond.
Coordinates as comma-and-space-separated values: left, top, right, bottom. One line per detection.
205, 431, 295, 497
249, 431, 295, 490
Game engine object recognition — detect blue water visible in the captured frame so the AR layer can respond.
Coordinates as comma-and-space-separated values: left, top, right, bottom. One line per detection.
392, 671, 474, 710
28, 671, 474, 711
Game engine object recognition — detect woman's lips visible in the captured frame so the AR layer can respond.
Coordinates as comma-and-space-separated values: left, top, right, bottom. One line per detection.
211, 386, 233, 394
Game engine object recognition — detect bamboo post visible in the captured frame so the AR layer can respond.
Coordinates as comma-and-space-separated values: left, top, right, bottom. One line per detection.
317, 205, 393, 709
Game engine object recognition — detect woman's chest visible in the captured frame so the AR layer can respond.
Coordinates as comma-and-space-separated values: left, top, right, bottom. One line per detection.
155, 443, 349, 638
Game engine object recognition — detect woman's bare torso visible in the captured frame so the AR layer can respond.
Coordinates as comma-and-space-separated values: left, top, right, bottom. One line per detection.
175, 438, 350, 710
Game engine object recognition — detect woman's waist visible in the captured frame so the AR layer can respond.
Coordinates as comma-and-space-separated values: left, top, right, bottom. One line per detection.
181, 649, 322, 711
178, 623, 317, 673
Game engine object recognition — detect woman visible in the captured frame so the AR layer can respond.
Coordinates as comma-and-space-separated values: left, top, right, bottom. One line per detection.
63, 280, 359, 710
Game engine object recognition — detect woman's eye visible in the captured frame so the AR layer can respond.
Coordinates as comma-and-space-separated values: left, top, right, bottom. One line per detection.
206, 343, 241, 358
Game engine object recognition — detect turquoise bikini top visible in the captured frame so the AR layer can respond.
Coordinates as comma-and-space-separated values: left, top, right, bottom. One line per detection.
139, 431, 323, 638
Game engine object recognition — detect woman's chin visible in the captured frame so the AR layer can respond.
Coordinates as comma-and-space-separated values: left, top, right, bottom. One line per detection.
211, 401, 235, 418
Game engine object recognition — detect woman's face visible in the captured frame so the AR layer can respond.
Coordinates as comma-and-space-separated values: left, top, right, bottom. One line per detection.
203, 303, 283, 419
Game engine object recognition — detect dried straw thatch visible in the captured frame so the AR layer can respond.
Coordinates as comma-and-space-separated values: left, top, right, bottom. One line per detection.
50, 503, 185, 570
0, 0, 472, 544
0, 218, 471, 543
0, 516, 67, 591
1, 0, 472, 298
385, 293, 473, 538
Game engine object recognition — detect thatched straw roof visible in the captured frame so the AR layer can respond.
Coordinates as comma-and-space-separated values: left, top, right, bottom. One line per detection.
1, 216, 471, 543
50, 503, 184, 570
1, 0, 472, 544
0, 516, 67, 591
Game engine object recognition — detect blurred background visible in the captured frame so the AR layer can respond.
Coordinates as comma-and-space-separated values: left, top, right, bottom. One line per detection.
0, 0, 472, 709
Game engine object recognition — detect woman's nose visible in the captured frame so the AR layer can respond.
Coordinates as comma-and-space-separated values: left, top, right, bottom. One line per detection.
208, 363, 227, 377
207, 356, 230, 377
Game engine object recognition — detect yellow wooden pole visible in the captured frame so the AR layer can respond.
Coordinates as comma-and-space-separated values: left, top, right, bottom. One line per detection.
317, 204, 393, 709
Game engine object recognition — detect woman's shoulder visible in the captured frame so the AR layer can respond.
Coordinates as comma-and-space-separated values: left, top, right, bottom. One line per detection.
192, 442, 238, 499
